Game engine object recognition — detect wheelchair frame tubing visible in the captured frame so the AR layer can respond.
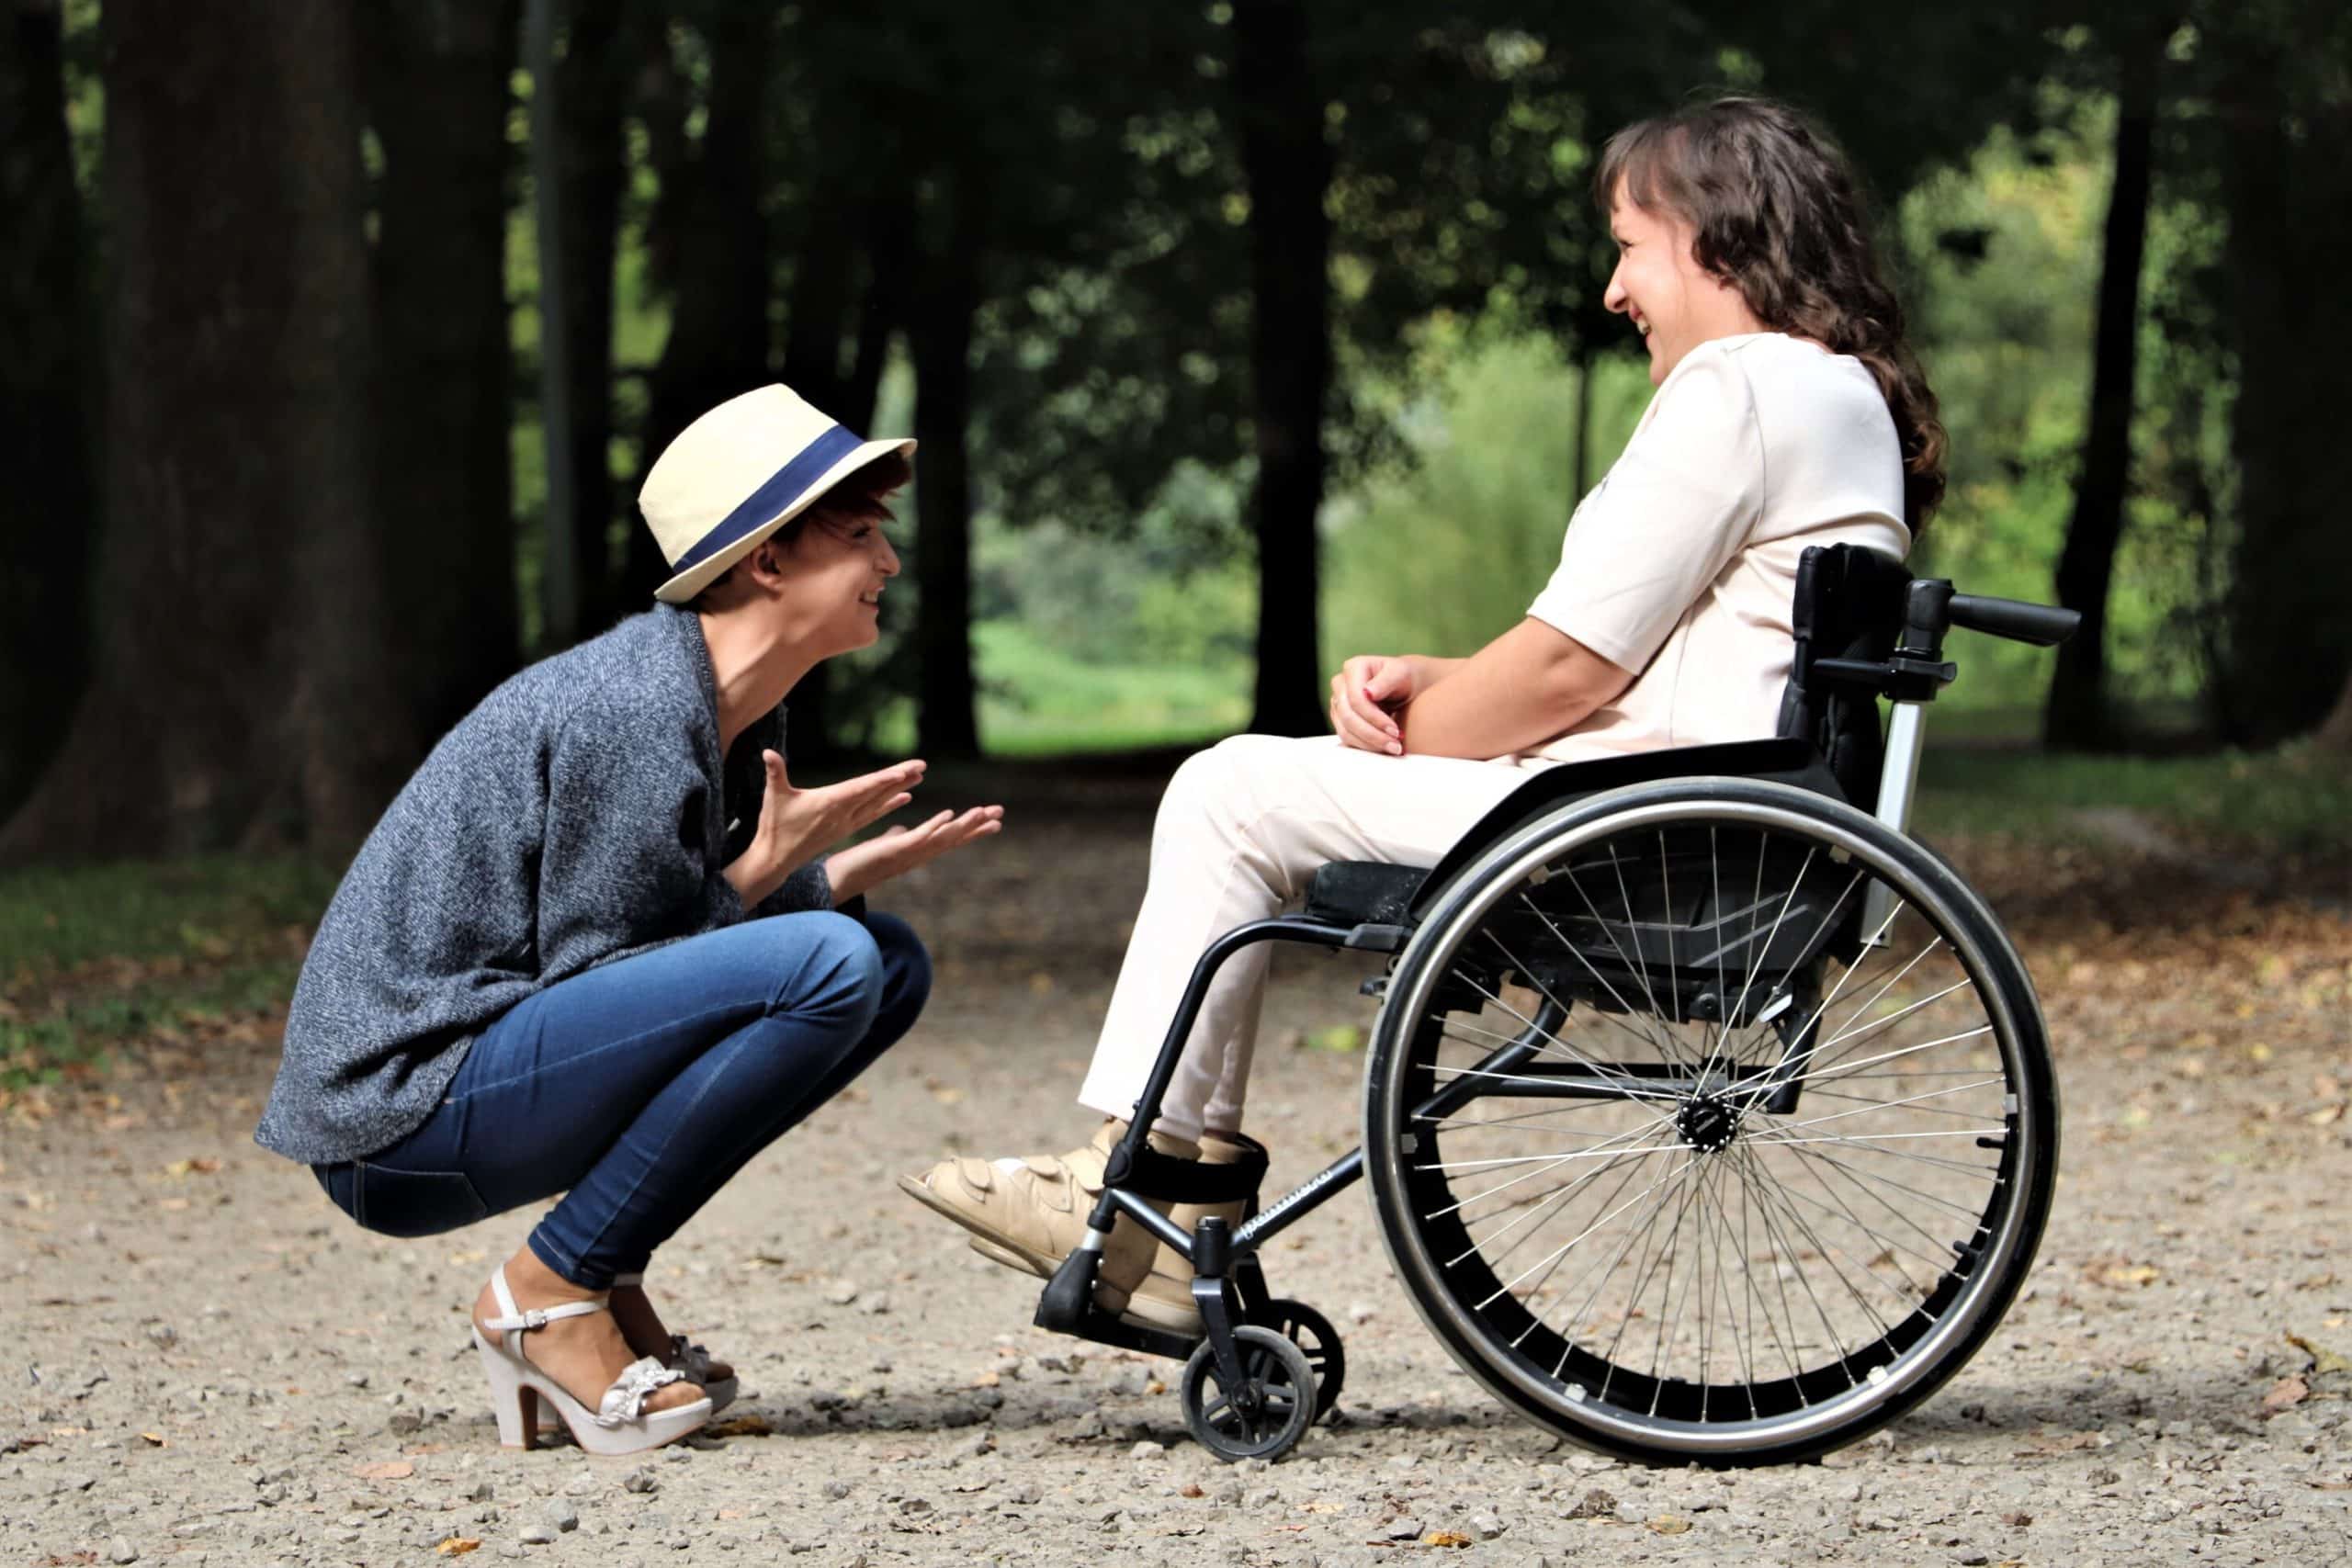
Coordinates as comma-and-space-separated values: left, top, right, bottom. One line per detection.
1102, 915, 1358, 1204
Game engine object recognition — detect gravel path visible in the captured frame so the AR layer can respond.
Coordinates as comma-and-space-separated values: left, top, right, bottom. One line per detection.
6, 773, 2348, 1567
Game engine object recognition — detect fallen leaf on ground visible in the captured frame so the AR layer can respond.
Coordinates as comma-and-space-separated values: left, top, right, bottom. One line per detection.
1423, 1530, 1474, 1548
707, 1415, 773, 1438
2262, 1376, 2310, 1413
1648, 1516, 1693, 1535
435, 1540, 479, 1557
2288, 1333, 2352, 1375
162, 1156, 220, 1178
137, 1431, 165, 1447
354, 1460, 414, 1480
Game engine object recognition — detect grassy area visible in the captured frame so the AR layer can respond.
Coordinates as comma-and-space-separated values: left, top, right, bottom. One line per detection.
0, 855, 334, 1092
1912, 741, 2351, 851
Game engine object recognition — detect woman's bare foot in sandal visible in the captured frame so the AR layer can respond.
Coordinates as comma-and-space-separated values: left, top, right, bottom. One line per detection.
472, 1248, 703, 1416
610, 1277, 737, 1405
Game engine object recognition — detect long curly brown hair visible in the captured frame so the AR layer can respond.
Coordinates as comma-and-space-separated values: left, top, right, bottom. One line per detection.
1595, 96, 1947, 529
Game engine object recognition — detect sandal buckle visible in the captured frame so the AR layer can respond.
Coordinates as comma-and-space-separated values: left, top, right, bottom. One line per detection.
521, 1308, 550, 1330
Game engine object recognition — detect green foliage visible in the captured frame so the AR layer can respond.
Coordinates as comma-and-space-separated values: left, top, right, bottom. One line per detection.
1322, 327, 1652, 669
972, 622, 1249, 756
1894, 97, 2225, 721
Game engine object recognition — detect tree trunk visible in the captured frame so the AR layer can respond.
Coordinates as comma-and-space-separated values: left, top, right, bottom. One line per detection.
362, 0, 520, 741
771, 180, 865, 763
781, 182, 859, 421
628, 6, 775, 604
2314, 665, 2352, 751
845, 194, 915, 435
2044, 32, 2160, 750
2212, 50, 2352, 746
2, 0, 401, 861
1234, 0, 1333, 738
0, 0, 96, 825
911, 179, 983, 760
556, 0, 631, 635
776, 189, 917, 764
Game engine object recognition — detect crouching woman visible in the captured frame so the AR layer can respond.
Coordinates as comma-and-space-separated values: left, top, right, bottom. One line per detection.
254, 386, 1001, 1455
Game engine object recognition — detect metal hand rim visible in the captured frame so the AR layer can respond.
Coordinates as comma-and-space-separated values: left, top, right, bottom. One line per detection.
1363, 779, 2052, 1460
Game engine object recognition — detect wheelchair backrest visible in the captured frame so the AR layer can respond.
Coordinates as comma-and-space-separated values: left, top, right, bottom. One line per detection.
1394, 545, 1907, 921
1774, 544, 1910, 807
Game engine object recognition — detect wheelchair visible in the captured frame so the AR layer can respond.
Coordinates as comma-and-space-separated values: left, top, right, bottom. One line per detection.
1032, 545, 2079, 1467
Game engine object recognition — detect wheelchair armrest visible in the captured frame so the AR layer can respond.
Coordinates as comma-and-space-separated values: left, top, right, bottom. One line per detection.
1304, 861, 1425, 927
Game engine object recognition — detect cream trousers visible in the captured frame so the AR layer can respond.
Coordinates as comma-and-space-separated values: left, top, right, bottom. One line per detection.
1077, 734, 1555, 1143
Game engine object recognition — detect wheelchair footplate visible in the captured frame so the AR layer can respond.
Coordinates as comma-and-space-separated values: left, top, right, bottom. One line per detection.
1031, 1136, 1351, 1462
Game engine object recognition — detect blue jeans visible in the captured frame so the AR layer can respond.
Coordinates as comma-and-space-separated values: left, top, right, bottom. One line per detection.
313, 908, 930, 1287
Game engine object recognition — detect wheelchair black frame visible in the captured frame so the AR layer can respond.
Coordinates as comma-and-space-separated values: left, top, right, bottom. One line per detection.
1033, 557, 2082, 1421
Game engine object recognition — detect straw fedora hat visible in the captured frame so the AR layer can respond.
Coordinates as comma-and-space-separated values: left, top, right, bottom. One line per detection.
639, 384, 916, 605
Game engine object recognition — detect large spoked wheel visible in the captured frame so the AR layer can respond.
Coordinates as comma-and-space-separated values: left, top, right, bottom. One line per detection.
1363, 778, 2058, 1466
1181, 1325, 1318, 1462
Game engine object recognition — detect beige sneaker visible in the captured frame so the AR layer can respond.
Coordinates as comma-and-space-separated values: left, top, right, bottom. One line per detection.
1125, 1131, 1267, 1330
899, 1120, 1201, 1329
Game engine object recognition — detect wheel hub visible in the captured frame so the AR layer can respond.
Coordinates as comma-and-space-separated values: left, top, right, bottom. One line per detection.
1677, 1093, 1742, 1154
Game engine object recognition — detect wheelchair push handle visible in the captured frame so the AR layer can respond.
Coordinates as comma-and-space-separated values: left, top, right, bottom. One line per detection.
1947, 592, 2080, 648
1901, 578, 2080, 654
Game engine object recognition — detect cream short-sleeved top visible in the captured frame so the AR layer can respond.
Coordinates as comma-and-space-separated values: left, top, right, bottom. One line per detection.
1521, 332, 1910, 764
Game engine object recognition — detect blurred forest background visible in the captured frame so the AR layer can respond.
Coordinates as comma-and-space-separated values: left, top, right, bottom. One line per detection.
3, 0, 2349, 868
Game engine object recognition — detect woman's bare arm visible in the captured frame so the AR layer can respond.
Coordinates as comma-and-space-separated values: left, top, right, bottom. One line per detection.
1396, 619, 1632, 760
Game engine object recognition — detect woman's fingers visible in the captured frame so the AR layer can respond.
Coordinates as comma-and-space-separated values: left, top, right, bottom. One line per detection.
1330, 681, 1398, 754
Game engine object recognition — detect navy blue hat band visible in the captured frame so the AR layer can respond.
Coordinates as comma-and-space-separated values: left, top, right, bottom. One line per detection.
672, 423, 867, 573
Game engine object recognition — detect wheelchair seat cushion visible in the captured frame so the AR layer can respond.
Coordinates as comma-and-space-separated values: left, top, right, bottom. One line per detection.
1304, 861, 1425, 927
1299, 738, 1845, 931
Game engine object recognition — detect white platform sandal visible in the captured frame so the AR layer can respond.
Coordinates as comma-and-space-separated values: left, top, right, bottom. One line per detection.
472, 1265, 712, 1454
612, 1270, 740, 1414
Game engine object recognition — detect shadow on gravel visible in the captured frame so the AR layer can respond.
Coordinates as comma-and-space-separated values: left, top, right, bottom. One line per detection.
1896, 1362, 2261, 1442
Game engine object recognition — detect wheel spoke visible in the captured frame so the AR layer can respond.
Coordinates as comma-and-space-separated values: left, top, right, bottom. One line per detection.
1377, 795, 2049, 1449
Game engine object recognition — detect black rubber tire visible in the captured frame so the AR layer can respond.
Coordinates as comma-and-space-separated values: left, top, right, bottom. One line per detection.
1181, 1325, 1317, 1462
1362, 777, 2059, 1467
1252, 1297, 1347, 1422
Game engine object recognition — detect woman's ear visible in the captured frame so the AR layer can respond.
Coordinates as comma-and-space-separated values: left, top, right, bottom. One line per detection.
745, 536, 789, 585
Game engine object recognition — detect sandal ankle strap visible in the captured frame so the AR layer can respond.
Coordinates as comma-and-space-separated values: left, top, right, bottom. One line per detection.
483, 1262, 610, 1334
481, 1298, 606, 1333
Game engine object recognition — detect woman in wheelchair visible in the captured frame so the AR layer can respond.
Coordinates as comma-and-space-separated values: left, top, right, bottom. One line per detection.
904, 95, 1943, 1336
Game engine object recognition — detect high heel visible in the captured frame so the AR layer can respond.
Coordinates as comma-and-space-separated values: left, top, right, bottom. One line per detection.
612, 1270, 740, 1414
471, 1265, 711, 1454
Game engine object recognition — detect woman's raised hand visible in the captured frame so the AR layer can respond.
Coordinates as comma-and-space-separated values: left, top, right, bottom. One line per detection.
824, 803, 1005, 902
1329, 655, 1417, 755
723, 752, 925, 908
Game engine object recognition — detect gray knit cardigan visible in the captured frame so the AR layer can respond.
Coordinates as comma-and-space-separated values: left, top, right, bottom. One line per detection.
254, 604, 834, 1166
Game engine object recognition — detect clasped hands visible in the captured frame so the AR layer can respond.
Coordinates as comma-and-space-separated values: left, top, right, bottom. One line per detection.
1329, 653, 1422, 756
723, 752, 1003, 909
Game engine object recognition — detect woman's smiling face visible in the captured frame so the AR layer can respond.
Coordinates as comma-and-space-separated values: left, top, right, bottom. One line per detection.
1603, 183, 1762, 385
782, 508, 900, 658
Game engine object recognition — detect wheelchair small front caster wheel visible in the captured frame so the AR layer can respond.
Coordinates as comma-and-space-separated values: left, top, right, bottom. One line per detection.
1254, 1297, 1346, 1422
1182, 1325, 1316, 1462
